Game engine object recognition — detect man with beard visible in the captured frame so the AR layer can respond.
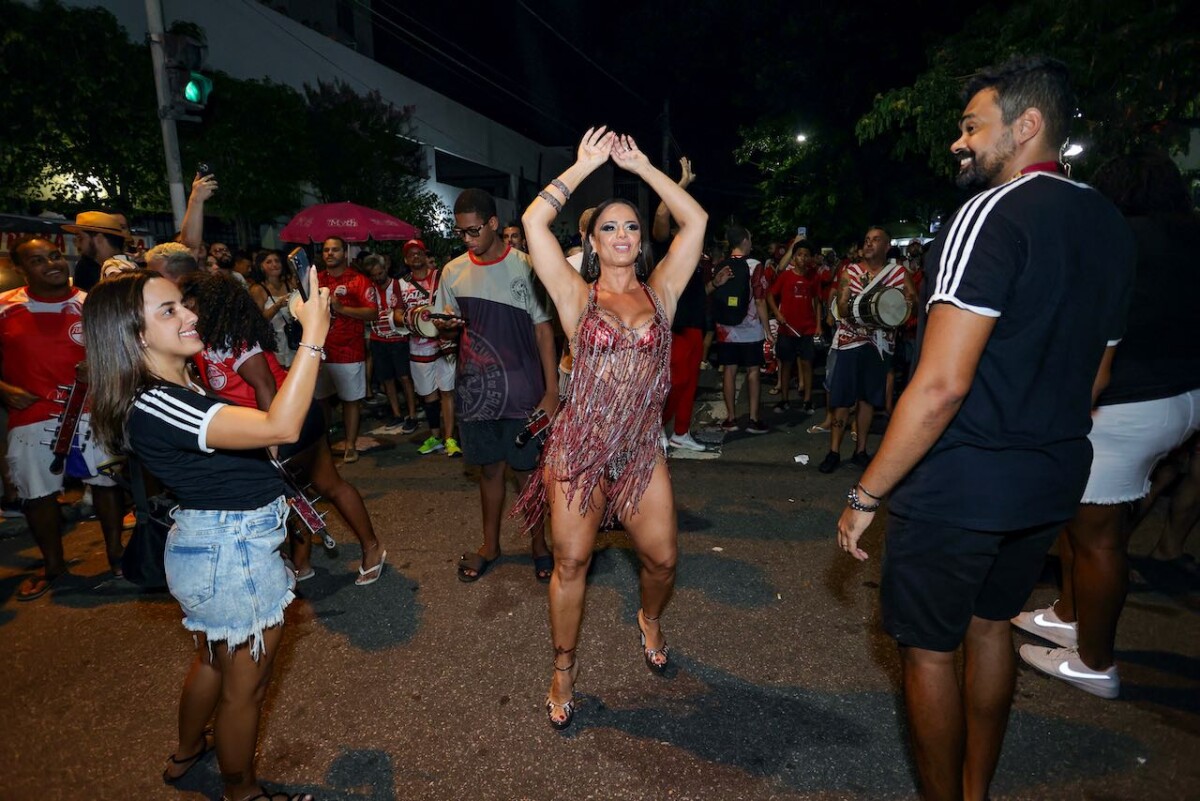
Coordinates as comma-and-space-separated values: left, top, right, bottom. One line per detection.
64, 212, 130, 291
836, 56, 1134, 801
316, 236, 378, 464
208, 241, 246, 286
502, 222, 527, 253
437, 189, 558, 583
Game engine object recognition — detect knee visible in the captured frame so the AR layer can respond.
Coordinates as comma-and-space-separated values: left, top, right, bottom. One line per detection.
640, 549, 677, 578
553, 553, 591, 583
899, 644, 956, 672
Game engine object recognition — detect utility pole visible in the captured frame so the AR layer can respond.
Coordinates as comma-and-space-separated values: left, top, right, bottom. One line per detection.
145, 0, 187, 229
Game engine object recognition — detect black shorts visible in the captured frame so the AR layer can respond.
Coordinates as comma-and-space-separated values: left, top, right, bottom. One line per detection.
459, 418, 540, 471
828, 345, 886, 408
277, 402, 327, 461
369, 338, 411, 382
881, 512, 1059, 652
776, 334, 815, 363
716, 340, 765, 368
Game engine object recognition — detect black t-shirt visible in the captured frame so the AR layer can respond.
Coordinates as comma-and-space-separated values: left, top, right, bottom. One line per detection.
890, 172, 1134, 531
73, 256, 101, 291
127, 384, 285, 511
1096, 213, 1200, 405
671, 259, 708, 333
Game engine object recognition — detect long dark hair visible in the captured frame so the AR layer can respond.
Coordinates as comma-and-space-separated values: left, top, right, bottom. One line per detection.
1091, 149, 1193, 217
179, 271, 277, 355
82, 272, 160, 455
249, 248, 296, 288
580, 198, 654, 283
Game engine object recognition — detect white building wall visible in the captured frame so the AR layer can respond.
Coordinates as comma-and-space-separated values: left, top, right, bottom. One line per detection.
57, 0, 570, 228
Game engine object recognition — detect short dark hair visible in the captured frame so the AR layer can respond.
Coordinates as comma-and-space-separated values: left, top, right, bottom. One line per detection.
10, 235, 44, 266
322, 236, 348, 251
725, 225, 750, 249
964, 55, 1076, 150
454, 188, 497, 220
1091, 149, 1193, 217
867, 225, 891, 241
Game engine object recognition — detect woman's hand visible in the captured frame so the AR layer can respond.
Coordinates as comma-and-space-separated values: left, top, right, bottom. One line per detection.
577, 126, 614, 169
612, 134, 651, 176
293, 266, 331, 344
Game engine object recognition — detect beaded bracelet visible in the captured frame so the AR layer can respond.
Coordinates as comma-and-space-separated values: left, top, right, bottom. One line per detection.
846, 485, 881, 513
297, 342, 326, 360
537, 190, 563, 212
550, 178, 572, 200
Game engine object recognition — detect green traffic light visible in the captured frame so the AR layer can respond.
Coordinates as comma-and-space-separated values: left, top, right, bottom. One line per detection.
184, 72, 212, 105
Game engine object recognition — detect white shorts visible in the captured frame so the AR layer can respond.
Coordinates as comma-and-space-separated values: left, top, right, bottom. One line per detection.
411, 357, 456, 398
6, 419, 117, 500
1082, 388, 1200, 504
315, 361, 367, 401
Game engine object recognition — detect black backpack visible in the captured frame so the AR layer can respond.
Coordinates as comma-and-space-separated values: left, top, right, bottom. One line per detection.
711, 256, 752, 326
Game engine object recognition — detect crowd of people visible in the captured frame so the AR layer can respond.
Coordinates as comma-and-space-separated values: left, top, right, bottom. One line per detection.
1, 53, 1198, 801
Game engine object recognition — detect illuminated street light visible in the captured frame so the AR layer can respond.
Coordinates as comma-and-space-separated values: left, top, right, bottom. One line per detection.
1063, 143, 1084, 158
795, 133, 808, 143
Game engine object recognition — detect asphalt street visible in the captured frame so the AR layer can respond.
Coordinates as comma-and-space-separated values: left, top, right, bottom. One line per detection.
1, 376, 1197, 800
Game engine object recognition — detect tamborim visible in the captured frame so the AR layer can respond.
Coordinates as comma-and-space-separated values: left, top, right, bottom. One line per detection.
850, 285, 909, 328
406, 305, 440, 338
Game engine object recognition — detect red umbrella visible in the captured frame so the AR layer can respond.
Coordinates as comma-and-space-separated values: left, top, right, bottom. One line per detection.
279, 201, 418, 243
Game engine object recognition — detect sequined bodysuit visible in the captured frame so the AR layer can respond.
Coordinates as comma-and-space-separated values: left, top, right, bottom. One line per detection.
515, 282, 672, 530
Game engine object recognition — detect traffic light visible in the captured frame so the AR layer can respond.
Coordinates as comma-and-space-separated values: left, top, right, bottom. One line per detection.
162, 33, 211, 120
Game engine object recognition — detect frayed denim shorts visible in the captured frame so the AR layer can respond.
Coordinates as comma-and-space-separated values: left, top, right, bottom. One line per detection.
165, 495, 294, 661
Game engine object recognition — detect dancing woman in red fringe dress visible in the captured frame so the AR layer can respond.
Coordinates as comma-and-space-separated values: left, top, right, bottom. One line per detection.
515, 128, 707, 729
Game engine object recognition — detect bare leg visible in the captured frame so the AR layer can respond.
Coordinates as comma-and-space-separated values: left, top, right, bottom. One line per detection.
514, 469, 550, 560
166, 633, 221, 780
18, 494, 65, 596
441, 390, 456, 441
962, 617, 1016, 801
214, 626, 286, 801
1152, 445, 1200, 560
746, 366, 761, 421
854, 401, 875, 455
778, 361, 793, 404
900, 645, 965, 801
460, 461, 506, 579
800, 359, 813, 404
830, 407, 850, 453
1067, 503, 1130, 669
401, 376, 418, 419
300, 439, 382, 570
90, 483, 126, 570
342, 399, 361, 455
621, 461, 678, 662
722, 365, 738, 420
1053, 529, 1076, 622
545, 475, 605, 722
382, 378, 401, 419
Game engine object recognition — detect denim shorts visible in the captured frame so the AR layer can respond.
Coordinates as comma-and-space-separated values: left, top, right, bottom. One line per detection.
165, 495, 293, 660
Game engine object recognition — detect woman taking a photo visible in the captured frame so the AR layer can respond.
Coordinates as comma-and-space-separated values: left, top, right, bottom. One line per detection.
85, 268, 328, 801
515, 127, 706, 729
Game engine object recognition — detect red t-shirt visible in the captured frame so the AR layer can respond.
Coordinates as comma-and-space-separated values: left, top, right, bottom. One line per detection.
0, 287, 87, 428
769, 268, 819, 335
194, 345, 290, 409
318, 268, 376, 363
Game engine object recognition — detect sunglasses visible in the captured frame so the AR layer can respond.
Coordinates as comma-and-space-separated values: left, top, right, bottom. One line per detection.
451, 224, 487, 239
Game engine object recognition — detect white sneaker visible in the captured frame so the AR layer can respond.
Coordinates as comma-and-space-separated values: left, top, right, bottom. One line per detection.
1012, 603, 1077, 648
668, 432, 707, 452
1019, 645, 1120, 699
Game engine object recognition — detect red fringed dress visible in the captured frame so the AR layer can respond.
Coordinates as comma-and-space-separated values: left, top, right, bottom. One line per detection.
514, 282, 672, 530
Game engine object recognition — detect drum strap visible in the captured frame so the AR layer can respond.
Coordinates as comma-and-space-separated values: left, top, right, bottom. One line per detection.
858, 260, 903, 298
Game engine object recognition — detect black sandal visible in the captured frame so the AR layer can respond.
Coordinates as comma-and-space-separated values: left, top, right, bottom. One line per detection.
637, 609, 670, 676
162, 727, 214, 783
545, 650, 578, 730
223, 792, 315, 801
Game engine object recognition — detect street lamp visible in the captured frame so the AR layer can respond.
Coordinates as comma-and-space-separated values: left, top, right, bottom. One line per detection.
795, 133, 808, 143
1062, 143, 1084, 158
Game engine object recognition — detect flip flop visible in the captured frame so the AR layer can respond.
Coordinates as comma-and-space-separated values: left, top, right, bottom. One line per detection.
533, 554, 554, 583
294, 567, 316, 582
806, 424, 830, 434
457, 552, 496, 582
355, 550, 386, 586
16, 573, 60, 602
163, 727, 215, 783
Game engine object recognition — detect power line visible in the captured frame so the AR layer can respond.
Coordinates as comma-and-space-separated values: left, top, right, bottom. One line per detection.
515, 1, 650, 107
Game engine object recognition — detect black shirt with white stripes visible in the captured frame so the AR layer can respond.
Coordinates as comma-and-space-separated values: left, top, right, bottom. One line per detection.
128, 383, 285, 511
889, 171, 1134, 531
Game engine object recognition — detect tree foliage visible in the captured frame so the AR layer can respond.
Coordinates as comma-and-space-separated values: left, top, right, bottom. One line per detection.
856, 0, 1200, 178
0, 0, 166, 211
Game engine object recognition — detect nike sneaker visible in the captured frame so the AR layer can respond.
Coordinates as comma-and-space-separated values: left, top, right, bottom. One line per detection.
1012, 603, 1077, 649
1019, 645, 1120, 699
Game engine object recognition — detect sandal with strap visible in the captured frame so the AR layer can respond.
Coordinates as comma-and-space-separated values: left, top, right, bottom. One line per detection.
223, 792, 315, 801
637, 609, 670, 676
162, 727, 215, 783
545, 650, 578, 730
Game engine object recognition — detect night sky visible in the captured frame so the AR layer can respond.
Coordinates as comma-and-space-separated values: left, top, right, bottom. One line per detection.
370, 0, 965, 222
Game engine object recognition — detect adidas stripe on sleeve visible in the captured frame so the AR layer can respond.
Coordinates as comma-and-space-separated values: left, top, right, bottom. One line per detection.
133, 386, 225, 453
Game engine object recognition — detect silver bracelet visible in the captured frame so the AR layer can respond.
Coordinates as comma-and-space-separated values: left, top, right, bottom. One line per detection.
537, 190, 563, 212
846, 485, 881, 513
857, 482, 885, 501
550, 178, 572, 200
297, 342, 326, 360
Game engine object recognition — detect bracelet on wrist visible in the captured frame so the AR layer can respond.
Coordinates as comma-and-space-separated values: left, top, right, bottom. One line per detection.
846, 485, 881, 513
297, 342, 326, 360
550, 178, 572, 200
857, 482, 885, 501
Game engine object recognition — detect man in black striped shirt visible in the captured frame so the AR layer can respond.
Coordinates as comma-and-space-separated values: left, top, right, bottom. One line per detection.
836, 56, 1134, 801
